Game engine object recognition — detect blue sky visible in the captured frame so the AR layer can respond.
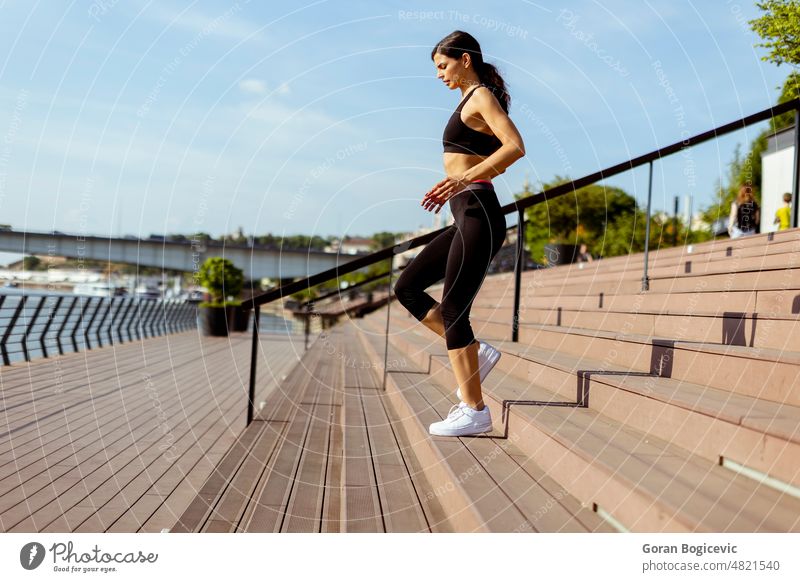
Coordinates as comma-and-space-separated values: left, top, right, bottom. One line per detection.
0, 0, 792, 265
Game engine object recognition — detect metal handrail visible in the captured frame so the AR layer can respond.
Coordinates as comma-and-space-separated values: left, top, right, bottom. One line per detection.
243, 97, 800, 425
0, 293, 198, 366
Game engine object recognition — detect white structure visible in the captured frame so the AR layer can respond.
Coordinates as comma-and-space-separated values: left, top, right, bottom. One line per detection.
761, 124, 796, 232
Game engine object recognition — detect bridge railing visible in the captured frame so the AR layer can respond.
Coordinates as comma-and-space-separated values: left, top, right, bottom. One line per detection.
241, 97, 800, 426
0, 293, 198, 366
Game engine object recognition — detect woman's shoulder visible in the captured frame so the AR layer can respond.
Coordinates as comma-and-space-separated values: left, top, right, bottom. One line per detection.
471, 84, 499, 102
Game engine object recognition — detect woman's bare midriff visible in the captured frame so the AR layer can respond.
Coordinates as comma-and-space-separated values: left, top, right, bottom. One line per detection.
443, 152, 490, 180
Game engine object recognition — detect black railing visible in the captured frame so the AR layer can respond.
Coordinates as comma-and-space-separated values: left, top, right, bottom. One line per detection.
0, 293, 198, 366
242, 97, 800, 426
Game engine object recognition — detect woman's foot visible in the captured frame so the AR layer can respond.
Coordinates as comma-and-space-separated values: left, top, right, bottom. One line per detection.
429, 402, 493, 436
455, 340, 501, 400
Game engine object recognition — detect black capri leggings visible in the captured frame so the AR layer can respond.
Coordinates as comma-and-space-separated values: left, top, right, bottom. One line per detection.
394, 181, 507, 350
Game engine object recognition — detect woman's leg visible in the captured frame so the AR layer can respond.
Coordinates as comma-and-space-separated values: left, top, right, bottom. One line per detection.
440, 188, 507, 410
394, 225, 456, 334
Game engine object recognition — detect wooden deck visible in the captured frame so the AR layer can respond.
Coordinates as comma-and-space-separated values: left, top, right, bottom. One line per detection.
173, 323, 451, 532
173, 321, 597, 532
0, 327, 304, 532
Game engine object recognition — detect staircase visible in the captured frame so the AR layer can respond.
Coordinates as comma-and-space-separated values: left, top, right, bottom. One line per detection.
354, 228, 800, 532
174, 228, 800, 532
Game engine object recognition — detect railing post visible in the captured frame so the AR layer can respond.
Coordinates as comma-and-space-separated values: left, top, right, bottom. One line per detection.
382, 260, 393, 392
304, 302, 312, 351
84, 298, 103, 350
107, 296, 125, 345
21, 296, 46, 362
40, 295, 63, 358
58, 296, 78, 355
117, 297, 135, 343
95, 297, 113, 347
792, 107, 800, 229
512, 208, 525, 342
247, 306, 260, 426
71, 296, 91, 353
164, 299, 176, 334
129, 297, 143, 341
642, 160, 654, 292
142, 299, 157, 338
1, 295, 24, 366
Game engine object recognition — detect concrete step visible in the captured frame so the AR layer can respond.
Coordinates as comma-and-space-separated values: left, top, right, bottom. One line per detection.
357, 316, 800, 532
502, 228, 800, 284
472, 288, 764, 316
468, 305, 800, 353
472, 265, 800, 298
499, 321, 800, 407
378, 308, 800, 407
360, 313, 800, 489
355, 324, 613, 533
499, 238, 800, 287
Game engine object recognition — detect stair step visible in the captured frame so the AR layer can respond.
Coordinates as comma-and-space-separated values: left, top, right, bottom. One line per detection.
363, 312, 800, 488
357, 327, 615, 532
359, 317, 800, 531
468, 306, 800, 353
428, 316, 800, 407
341, 348, 438, 532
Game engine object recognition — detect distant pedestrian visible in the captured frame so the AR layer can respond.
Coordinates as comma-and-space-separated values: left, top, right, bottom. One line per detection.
774, 192, 792, 231
728, 184, 760, 239
576, 243, 593, 263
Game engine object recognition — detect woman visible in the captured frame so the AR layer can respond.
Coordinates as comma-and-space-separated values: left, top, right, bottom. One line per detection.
394, 31, 526, 437
728, 184, 760, 239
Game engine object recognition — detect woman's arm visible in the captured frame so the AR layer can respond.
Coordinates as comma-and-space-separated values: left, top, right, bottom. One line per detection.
422, 88, 526, 212
462, 88, 526, 182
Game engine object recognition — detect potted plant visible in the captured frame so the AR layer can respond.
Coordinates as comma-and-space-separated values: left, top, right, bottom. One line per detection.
197, 258, 245, 336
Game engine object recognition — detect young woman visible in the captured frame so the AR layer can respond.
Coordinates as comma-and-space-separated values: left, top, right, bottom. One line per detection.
394, 30, 526, 437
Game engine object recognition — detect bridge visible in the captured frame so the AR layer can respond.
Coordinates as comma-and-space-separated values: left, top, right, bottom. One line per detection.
0, 229, 357, 281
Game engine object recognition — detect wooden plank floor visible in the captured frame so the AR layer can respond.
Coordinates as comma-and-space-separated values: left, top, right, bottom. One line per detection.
174, 323, 450, 532
0, 326, 306, 532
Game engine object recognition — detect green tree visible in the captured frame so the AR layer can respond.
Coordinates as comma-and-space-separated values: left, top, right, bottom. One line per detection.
697, 2, 800, 237
519, 177, 637, 263
22, 255, 42, 270
749, 0, 800, 68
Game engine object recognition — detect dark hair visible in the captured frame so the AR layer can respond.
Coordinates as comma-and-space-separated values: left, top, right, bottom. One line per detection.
431, 30, 510, 114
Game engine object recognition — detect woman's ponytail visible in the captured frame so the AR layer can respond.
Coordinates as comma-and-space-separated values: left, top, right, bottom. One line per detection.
478, 61, 510, 114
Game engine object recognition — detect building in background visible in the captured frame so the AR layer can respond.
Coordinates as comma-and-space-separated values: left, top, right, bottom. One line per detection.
761, 124, 796, 233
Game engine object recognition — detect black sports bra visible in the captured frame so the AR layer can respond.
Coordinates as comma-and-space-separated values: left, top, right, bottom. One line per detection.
442, 84, 503, 156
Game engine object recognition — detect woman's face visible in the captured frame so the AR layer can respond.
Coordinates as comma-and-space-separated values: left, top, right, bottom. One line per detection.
433, 52, 467, 89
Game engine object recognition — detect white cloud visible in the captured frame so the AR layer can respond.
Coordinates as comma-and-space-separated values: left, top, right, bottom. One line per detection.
238, 79, 290, 96
239, 78, 268, 95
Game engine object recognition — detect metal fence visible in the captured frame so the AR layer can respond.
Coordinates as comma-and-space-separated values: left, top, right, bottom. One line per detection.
0, 294, 198, 365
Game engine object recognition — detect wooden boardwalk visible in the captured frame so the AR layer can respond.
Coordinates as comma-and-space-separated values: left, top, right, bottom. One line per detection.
174, 321, 596, 532
173, 323, 452, 532
0, 327, 304, 532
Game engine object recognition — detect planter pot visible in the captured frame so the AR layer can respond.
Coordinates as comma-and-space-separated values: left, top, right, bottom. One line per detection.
231, 304, 251, 332
199, 305, 235, 336
544, 243, 579, 266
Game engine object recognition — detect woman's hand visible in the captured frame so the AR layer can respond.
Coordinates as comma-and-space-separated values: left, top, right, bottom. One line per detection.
421, 175, 471, 213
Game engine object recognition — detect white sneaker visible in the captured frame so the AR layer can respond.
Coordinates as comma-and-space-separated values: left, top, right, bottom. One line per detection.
428, 402, 493, 437
456, 340, 501, 401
